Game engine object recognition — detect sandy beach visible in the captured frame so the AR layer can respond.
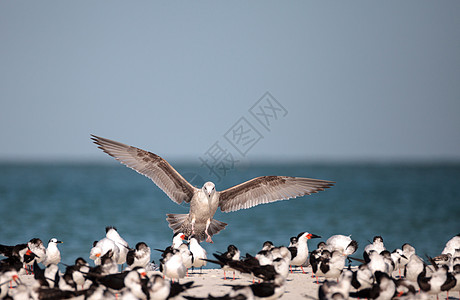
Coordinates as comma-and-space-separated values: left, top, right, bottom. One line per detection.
14, 266, 450, 299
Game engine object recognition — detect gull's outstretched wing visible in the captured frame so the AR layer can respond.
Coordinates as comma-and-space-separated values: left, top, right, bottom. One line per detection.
218, 176, 334, 212
91, 135, 197, 204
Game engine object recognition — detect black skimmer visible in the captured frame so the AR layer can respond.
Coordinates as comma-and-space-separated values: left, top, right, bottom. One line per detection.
172, 232, 186, 249
122, 268, 148, 299
26, 238, 46, 269
442, 233, 460, 256
160, 247, 187, 281
364, 236, 386, 257
390, 248, 407, 278
351, 264, 374, 292
288, 232, 320, 273
319, 270, 353, 300
105, 226, 129, 266
261, 241, 275, 251
349, 271, 396, 300
288, 236, 298, 248
367, 250, 391, 276
316, 250, 346, 282
450, 263, 460, 298
404, 253, 425, 286
147, 274, 171, 300
90, 236, 121, 266
126, 242, 151, 270
217, 244, 240, 280
0, 242, 37, 274
178, 243, 194, 276
62, 257, 91, 290
0, 267, 19, 298
189, 236, 207, 272
184, 274, 287, 300
418, 263, 456, 300
91, 135, 334, 243
326, 235, 358, 256
432, 253, 452, 268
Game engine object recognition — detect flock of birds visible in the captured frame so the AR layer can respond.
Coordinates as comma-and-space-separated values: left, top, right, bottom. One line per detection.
1, 136, 459, 299
1, 227, 460, 300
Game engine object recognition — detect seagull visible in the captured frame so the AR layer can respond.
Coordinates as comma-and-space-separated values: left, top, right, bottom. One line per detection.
91, 135, 334, 243
42, 238, 63, 267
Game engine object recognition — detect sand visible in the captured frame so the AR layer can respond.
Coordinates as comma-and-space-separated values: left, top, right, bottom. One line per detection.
14, 266, 450, 299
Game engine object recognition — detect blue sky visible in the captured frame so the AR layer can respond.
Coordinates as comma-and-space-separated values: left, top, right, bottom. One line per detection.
1, 1, 459, 163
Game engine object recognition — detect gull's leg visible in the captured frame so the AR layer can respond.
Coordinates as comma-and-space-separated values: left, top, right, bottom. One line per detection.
191, 216, 196, 235
205, 219, 213, 243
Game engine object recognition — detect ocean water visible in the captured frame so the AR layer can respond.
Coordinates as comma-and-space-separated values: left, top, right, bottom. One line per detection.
0, 162, 459, 267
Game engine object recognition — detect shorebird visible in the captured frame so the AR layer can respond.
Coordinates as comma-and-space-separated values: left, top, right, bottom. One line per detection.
42, 238, 63, 266
316, 250, 346, 282
63, 257, 91, 290
126, 242, 151, 270
351, 264, 374, 292
189, 236, 207, 272
105, 226, 129, 265
349, 271, 396, 300
217, 244, 240, 280
364, 236, 386, 257
0, 268, 19, 298
91, 135, 334, 243
404, 253, 425, 286
172, 232, 186, 249
160, 247, 187, 282
442, 234, 460, 256
90, 237, 120, 266
418, 264, 456, 300
326, 235, 358, 256
288, 232, 320, 273
319, 270, 353, 300
26, 238, 46, 268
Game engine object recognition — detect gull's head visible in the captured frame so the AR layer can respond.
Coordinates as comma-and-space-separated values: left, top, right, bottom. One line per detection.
49, 238, 63, 245
202, 182, 216, 199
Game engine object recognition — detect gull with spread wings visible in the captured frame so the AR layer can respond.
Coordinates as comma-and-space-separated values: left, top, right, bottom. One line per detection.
91, 135, 334, 243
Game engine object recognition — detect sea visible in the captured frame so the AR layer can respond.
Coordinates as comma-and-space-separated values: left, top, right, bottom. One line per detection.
1, 162, 459, 268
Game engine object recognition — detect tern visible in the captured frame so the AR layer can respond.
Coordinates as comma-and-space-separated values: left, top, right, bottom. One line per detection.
91, 135, 334, 243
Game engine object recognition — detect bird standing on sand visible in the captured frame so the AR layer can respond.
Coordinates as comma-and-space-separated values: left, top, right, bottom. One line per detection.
189, 236, 207, 272
91, 135, 334, 243
288, 232, 321, 274
126, 242, 151, 270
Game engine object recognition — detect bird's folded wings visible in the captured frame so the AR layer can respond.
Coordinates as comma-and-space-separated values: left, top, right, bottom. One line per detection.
91, 135, 196, 204
218, 176, 334, 212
